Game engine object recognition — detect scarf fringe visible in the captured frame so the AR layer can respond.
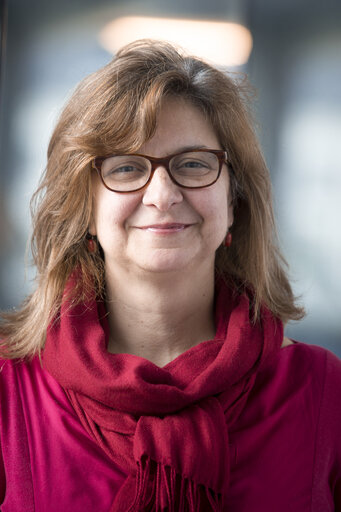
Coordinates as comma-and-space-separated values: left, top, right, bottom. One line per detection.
128, 457, 224, 511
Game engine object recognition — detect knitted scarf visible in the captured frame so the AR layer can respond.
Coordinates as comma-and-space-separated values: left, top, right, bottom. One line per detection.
43, 277, 283, 511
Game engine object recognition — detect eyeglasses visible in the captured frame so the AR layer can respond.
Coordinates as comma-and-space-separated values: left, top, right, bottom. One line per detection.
92, 149, 228, 193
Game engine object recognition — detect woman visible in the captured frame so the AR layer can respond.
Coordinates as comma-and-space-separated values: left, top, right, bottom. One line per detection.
0, 40, 340, 511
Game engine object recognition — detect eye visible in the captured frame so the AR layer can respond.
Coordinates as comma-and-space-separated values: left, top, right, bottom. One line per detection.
170, 151, 218, 178
181, 160, 208, 168
173, 158, 211, 176
101, 157, 149, 181
105, 165, 146, 183
110, 165, 144, 174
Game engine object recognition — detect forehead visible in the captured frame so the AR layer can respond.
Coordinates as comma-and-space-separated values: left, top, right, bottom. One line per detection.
139, 97, 221, 157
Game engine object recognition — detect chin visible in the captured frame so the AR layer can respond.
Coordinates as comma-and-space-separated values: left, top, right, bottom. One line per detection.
136, 246, 217, 276
136, 249, 198, 274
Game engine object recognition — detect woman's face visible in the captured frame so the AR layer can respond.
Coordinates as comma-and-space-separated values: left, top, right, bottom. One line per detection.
90, 97, 233, 278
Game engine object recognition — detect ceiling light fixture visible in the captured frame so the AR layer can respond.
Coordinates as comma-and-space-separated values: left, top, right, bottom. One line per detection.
98, 16, 253, 67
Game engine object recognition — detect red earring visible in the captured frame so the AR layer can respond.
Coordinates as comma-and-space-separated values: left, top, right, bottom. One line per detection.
224, 232, 232, 248
86, 234, 97, 253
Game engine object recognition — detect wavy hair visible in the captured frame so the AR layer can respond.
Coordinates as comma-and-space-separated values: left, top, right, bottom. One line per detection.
0, 39, 304, 359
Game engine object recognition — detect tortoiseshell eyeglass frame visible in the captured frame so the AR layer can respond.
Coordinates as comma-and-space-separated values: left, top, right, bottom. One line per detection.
92, 149, 230, 193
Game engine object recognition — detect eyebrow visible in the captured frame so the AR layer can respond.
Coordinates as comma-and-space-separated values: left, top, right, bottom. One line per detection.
161, 144, 213, 157
173, 145, 209, 152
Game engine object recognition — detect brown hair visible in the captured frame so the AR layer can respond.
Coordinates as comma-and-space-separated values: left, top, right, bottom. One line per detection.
0, 39, 304, 359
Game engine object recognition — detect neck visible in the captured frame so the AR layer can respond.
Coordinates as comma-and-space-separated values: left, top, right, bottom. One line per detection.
105, 266, 216, 367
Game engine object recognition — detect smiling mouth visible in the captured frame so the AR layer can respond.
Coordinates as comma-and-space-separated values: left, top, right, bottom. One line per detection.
137, 223, 192, 233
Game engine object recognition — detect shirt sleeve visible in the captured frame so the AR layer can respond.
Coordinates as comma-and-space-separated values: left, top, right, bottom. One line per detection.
312, 347, 341, 510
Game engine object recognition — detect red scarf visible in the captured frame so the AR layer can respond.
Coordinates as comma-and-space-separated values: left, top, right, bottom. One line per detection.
43, 277, 283, 511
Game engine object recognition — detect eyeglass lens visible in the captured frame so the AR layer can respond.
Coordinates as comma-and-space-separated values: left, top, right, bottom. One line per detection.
100, 151, 220, 192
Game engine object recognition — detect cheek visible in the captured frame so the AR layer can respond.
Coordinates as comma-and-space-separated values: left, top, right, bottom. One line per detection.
213, 202, 229, 238
192, 191, 229, 247
203, 189, 229, 224
92, 190, 141, 236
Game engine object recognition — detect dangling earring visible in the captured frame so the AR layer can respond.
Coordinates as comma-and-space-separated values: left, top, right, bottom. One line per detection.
224, 231, 232, 248
86, 233, 97, 253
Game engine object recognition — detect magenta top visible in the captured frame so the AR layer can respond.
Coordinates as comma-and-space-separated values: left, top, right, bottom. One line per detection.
0, 340, 340, 511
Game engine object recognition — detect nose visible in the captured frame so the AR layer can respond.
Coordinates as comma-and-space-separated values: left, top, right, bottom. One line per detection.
142, 166, 183, 211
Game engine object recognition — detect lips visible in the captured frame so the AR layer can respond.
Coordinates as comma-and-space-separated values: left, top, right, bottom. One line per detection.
137, 223, 193, 233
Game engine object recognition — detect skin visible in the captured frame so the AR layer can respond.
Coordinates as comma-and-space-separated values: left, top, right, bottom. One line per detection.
90, 97, 292, 366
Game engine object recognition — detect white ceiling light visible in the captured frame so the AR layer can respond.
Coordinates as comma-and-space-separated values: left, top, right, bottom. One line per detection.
98, 16, 253, 67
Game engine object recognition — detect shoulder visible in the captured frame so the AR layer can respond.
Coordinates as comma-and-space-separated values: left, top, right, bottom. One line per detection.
254, 340, 341, 421
275, 339, 341, 377
0, 357, 40, 417
0, 357, 21, 390
303, 342, 341, 431
0, 356, 36, 387
272, 341, 341, 437
252, 340, 341, 455
281, 340, 341, 383
0, 355, 63, 411
294, 342, 341, 415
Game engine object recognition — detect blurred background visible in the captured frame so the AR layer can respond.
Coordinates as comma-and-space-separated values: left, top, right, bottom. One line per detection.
0, 0, 340, 355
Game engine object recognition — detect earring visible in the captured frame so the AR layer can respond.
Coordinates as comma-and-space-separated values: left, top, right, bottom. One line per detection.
224, 232, 232, 248
86, 233, 97, 253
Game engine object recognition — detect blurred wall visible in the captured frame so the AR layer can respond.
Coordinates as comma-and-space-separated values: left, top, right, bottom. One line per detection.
1, 0, 340, 355
248, 1, 341, 354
